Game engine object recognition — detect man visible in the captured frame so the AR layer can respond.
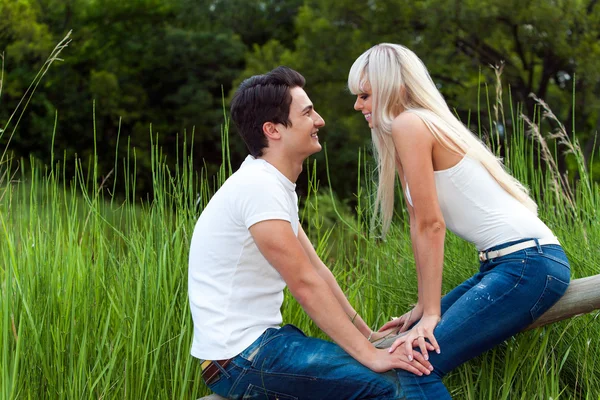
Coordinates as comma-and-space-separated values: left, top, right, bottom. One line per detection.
188, 66, 432, 399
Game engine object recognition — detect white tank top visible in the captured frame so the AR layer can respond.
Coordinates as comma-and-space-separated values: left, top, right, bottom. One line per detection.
405, 156, 554, 251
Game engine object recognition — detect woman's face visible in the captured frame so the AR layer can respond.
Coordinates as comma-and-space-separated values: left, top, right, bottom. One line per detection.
353, 88, 373, 128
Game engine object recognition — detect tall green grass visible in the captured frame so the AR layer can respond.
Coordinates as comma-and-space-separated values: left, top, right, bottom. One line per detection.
1, 51, 599, 400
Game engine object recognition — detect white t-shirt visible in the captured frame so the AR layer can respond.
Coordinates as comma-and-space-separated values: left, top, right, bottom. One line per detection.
188, 156, 299, 361
405, 156, 554, 251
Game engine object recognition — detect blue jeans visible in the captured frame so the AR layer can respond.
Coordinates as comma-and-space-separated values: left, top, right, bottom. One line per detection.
397, 240, 571, 399
205, 324, 406, 399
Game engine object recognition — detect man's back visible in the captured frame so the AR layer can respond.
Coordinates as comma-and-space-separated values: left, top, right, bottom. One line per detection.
188, 156, 299, 361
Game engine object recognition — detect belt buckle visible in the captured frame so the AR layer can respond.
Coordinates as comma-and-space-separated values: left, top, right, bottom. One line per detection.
478, 252, 485, 262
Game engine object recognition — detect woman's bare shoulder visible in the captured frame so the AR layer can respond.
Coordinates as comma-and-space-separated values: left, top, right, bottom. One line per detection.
392, 111, 433, 141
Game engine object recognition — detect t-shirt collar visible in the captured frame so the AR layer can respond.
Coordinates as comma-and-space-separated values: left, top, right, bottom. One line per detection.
242, 155, 296, 191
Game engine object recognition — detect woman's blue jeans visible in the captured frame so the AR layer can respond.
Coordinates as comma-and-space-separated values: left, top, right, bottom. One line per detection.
397, 241, 571, 399
205, 324, 405, 399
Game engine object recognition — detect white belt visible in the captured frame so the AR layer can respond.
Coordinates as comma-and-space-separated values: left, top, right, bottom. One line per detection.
478, 237, 560, 262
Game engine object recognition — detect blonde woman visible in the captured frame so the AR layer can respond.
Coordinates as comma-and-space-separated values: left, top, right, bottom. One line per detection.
349, 43, 571, 399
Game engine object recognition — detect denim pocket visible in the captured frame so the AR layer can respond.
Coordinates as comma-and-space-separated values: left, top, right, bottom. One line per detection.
242, 384, 298, 399
530, 274, 570, 320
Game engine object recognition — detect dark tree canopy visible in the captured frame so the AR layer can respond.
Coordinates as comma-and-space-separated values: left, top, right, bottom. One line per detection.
2, 0, 599, 199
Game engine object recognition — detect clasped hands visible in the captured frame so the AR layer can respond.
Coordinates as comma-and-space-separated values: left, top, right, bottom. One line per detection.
371, 304, 441, 362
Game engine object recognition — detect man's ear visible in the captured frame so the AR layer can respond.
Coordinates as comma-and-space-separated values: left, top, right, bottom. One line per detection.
262, 122, 281, 140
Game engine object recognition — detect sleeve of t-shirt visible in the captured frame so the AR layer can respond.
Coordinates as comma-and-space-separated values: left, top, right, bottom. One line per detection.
238, 177, 294, 229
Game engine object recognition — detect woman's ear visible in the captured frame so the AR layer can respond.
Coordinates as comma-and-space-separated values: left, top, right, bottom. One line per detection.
395, 86, 408, 114
400, 86, 410, 105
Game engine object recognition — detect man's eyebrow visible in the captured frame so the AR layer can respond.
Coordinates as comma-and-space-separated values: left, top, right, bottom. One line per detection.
301, 104, 314, 113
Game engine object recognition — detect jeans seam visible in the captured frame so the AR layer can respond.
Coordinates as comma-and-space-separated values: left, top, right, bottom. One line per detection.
243, 383, 299, 400
530, 274, 570, 320
248, 333, 287, 368
227, 366, 248, 399
247, 360, 320, 381
237, 328, 279, 365
246, 326, 306, 369
400, 370, 430, 399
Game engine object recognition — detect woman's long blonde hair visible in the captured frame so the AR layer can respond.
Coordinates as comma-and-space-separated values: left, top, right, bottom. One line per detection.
348, 43, 537, 236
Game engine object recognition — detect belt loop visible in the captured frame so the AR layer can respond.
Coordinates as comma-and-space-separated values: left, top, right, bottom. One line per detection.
485, 249, 490, 261
534, 238, 542, 253
214, 360, 231, 379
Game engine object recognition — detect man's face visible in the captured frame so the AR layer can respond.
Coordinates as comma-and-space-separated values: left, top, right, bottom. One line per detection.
278, 87, 325, 159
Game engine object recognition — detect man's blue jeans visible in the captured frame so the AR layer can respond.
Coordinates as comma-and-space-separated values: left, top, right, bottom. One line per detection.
205, 324, 405, 399
397, 241, 571, 399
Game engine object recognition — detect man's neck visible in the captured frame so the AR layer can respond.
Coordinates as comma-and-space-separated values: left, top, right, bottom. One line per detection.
259, 153, 303, 183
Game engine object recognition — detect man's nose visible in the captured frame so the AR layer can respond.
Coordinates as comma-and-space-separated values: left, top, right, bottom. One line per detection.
314, 111, 325, 127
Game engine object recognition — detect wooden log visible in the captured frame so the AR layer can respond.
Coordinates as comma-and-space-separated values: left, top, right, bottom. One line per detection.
198, 275, 600, 399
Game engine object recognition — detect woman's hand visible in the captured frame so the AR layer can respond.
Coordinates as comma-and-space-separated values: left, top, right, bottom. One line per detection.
389, 314, 441, 362
378, 304, 423, 334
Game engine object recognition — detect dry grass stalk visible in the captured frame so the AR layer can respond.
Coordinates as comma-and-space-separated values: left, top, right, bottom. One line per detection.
529, 93, 593, 198
521, 95, 591, 246
521, 112, 573, 208
492, 62, 506, 155
1, 32, 72, 203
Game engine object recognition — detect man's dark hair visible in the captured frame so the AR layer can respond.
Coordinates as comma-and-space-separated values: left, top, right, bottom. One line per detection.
230, 66, 306, 157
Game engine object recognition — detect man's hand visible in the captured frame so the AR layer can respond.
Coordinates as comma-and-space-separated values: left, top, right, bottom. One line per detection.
367, 347, 433, 376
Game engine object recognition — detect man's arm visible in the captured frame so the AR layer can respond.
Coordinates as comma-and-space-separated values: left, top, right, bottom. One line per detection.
297, 226, 371, 339
249, 219, 432, 375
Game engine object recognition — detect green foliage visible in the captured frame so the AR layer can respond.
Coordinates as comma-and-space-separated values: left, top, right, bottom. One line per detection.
2, 3, 600, 397
2, 82, 600, 397
208, 0, 303, 48
0, 0, 53, 65
236, 0, 600, 199
7, 104, 600, 400
2, 0, 600, 202
0, 0, 248, 196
